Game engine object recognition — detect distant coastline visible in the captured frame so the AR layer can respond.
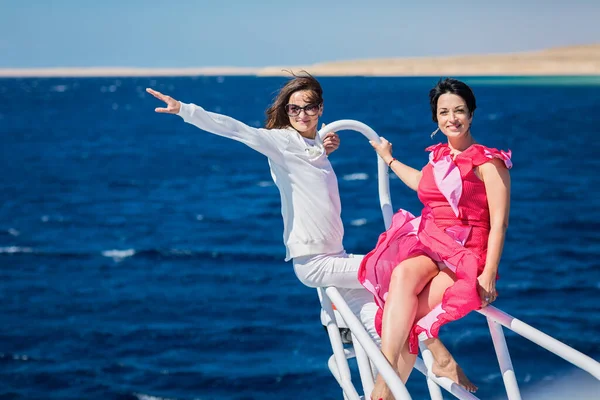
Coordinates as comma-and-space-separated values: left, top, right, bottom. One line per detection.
1, 44, 599, 78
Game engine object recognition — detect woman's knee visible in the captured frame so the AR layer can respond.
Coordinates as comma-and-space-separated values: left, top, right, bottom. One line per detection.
415, 270, 456, 319
293, 265, 319, 288
390, 266, 415, 290
390, 256, 437, 292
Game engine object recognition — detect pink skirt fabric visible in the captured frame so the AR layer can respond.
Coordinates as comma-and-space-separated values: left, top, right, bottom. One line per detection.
358, 207, 483, 354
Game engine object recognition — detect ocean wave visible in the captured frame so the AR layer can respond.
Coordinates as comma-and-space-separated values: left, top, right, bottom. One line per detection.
0, 246, 282, 262
342, 173, 369, 181
134, 394, 178, 400
0, 352, 31, 362
480, 372, 502, 383
41, 215, 69, 223
0, 246, 34, 254
257, 180, 274, 187
131, 248, 282, 262
102, 249, 136, 261
50, 84, 68, 93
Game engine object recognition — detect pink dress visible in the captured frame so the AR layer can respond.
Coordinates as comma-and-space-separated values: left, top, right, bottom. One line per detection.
358, 143, 512, 354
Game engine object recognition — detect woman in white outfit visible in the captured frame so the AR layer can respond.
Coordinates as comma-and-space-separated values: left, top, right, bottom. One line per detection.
146, 73, 379, 344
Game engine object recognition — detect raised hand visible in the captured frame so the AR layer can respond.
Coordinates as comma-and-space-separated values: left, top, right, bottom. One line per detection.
369, 136, 394, 163
322, 124, 340, 155
146, 88, 181, 114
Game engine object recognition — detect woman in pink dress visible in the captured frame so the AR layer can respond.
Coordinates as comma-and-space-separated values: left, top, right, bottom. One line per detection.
361, 78, 512, 399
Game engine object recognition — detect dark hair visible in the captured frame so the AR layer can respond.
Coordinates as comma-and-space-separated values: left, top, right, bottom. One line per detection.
265, 71, 323, 129
429, 78, 476, 122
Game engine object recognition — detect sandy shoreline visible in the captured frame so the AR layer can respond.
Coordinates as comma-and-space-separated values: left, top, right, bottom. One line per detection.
1, 44, 599, 78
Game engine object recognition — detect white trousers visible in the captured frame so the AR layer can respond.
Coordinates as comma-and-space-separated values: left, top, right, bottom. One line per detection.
293, 251, 380, 347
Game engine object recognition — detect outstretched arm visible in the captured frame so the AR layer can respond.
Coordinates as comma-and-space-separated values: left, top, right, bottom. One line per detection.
147, 88, 287, 163
478, 158, 511, 306
370, 137, 422, 191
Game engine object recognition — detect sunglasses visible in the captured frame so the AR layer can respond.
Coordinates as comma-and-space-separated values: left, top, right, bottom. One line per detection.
285, 103, 322, 117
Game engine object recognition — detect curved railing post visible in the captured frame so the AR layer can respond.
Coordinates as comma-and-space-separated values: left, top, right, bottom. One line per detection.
318, 120, 393, 229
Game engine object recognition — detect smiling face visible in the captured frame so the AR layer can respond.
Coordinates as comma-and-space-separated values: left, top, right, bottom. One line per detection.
286, 90, 322, 138
436, 93, 473, 139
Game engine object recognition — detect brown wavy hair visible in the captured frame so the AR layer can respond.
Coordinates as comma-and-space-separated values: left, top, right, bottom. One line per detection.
265, 71, 323, 129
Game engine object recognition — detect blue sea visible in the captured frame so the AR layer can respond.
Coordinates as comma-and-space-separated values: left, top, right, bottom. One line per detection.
1, 76, 599, 400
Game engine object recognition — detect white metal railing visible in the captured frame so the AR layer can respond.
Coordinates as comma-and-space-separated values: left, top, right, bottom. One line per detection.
479, 306, 600, 380
316, 120, 600, 400
321, 119, 395, 226
320, 286, 412, 400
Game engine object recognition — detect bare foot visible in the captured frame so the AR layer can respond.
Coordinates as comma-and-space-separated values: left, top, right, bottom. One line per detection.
432, 358, 478, 393
370, 374, 395, 400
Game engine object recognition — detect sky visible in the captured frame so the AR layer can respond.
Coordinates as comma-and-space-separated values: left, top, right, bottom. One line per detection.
1, 0, 599, 68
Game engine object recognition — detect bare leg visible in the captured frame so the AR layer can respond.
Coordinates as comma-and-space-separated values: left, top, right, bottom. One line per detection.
417, 269, 477, 392
396, 273, 452, 383
371, 256, 439, 400
397, 340, 417, 382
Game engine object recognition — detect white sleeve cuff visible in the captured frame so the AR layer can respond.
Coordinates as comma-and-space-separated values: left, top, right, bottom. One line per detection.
177, 102, 195, 120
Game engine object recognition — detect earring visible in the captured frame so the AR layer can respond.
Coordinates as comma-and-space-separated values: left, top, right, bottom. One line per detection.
430, 127, 439, 139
